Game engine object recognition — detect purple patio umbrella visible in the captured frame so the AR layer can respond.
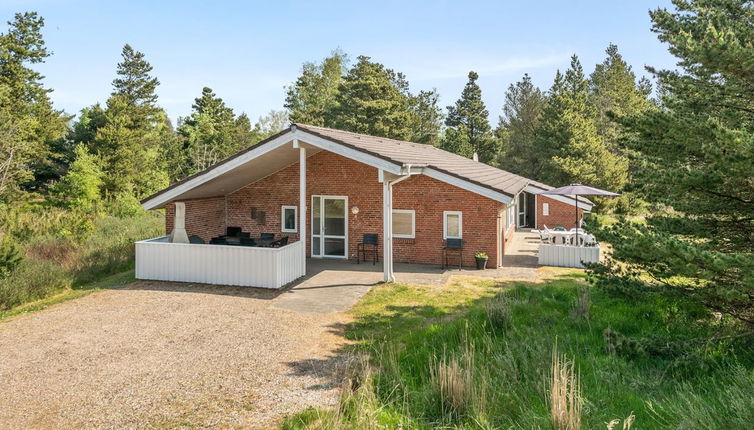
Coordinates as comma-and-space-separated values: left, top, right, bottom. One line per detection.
539, 184, 620, 245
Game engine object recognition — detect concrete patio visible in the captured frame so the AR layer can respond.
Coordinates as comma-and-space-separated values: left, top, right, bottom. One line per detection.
272, 231, 540, 313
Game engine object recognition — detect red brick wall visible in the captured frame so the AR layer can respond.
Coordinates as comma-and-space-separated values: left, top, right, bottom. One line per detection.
165, 150, 505, 267
165, 196, 226, 242
536, 195, 584, 230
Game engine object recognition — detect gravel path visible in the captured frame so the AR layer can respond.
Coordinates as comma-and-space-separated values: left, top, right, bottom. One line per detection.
0, 281, 350, 429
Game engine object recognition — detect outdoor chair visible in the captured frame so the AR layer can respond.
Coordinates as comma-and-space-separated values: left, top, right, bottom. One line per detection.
209, 236, 227, 245
260, 232, 275, 241
226, 226, 242, 237
188, 235, 205, 244
538, 226, 552, 243
269, 237, 289, 248
584, 234, 598, 247
357, 234, 378, 264
442, 238, 464, 270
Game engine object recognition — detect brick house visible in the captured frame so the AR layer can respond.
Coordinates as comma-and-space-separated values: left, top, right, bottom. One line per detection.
139, 124, 590, 286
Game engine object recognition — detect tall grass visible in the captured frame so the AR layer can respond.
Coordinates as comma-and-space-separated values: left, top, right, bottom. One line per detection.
550, 345, 582, 430
0, 211, 162, 310
281, 276, 753, 429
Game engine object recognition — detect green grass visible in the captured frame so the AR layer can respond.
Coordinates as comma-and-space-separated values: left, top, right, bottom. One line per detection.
281, 273, 753, 429
0, 270, 134, 322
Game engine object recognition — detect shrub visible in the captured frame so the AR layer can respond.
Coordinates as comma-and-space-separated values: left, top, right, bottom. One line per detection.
0, 258, 70, 309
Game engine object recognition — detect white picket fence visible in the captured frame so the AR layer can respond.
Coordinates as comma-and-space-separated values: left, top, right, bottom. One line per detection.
538, 244, 600, 269
135, 236, 305, 288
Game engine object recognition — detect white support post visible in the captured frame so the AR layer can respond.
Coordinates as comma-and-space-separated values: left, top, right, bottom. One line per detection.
298, 142, 307, 274
383, 177, 394, 282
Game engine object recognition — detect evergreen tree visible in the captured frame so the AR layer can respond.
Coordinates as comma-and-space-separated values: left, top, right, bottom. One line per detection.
536, 56, 628, 189
591, 0, 754, 327
589, 44, 651, 150
0, 12, 68, 195
285, 50, 348, 126
495, 74, 544, 175
408, 89, 443, 145
112, 44, 159, 108
91, 45, 173, 198
176, 87, 261, 177
441, 71, 496, 162
327, 55, 413, 140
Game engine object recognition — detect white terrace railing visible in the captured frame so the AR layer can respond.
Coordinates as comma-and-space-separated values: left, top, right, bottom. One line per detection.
135, 237, 305, 289
538, 243, 600, 269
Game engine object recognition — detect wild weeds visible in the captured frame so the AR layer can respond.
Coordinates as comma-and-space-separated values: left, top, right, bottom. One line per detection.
573, 286, 590, 321
485, 294, 512, 330
550, 345, 582, 430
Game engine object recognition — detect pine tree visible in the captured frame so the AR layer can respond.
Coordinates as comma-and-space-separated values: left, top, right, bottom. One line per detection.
285, 50, 348, 126
441, 71, 495, 162
408, 89, 443, 145
92, 45, 173, 197
495, 74, 544, 175
327, 55, 413, 140
591, 0, 754, 327
177, 87, 259, 177
536, 56, 628, 189
0, 12, 68, 196
589, 44, 651, 150
112, 44, 159, 108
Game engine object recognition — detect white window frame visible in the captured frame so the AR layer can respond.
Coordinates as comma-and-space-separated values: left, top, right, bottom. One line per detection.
443, 211, 463, 239
392, 209, 415, 239
543, 202, 550, 217
281, 205, 298, 232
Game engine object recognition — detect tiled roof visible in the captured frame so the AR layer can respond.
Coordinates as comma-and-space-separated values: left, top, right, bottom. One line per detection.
296, 123, 548, 198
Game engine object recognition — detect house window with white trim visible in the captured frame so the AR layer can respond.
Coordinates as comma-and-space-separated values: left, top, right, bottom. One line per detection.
281, 205, 297, 232
542, 202, 550, 216
392, 209, 415, 238
443, 211, 463, 239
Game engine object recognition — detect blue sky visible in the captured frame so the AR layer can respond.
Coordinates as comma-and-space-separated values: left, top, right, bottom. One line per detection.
1, 0, 677, 124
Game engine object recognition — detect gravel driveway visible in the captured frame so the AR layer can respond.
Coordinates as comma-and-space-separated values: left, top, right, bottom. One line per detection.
0, 281, 350, 429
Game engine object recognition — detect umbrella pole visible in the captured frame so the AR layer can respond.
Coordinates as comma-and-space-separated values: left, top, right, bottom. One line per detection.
575, 196, 579, 246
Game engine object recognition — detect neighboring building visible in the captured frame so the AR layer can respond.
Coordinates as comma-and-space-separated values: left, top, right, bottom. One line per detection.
140, 124, 590, 285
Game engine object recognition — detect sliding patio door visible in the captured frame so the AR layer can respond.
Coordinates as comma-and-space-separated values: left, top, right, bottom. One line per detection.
311, 196, 348, 258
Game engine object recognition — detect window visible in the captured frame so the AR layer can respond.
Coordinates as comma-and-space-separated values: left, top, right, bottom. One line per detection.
392, 210, 415, 238
542, 202, 550, 216
443, 211, 462, 239
506, 204, 515, 230
281, 205, 297, 232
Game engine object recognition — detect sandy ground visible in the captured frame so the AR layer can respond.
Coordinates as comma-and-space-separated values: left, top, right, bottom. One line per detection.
0, 282, 349, 429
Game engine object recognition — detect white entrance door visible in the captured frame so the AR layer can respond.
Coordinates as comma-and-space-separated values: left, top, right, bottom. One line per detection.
311, 195, 348, 258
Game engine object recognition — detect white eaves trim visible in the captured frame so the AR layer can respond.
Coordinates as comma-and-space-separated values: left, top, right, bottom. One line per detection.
524, 185, 594, 211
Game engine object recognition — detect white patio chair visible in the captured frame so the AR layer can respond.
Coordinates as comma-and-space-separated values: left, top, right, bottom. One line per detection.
538, 227, 552, 243
584, 234, 598, 247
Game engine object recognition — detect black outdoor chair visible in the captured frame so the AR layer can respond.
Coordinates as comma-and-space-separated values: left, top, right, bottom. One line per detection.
188, 235, 205, 244
269, 237, 289, 248
357, 234, 379, 265
240, 237, 256, 246
209, 236, 227, 245
260, 232, 275, 241
442, 238, 464, 270
226, 226, 242, 237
